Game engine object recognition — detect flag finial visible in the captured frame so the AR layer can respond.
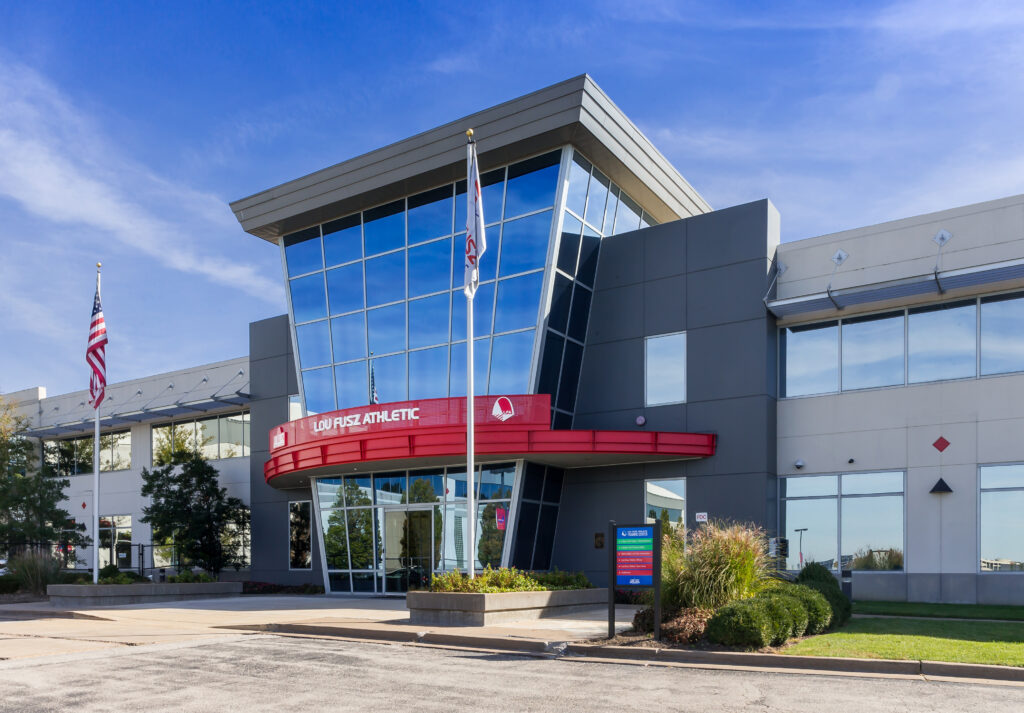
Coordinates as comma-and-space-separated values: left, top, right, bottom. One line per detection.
466, 128, 474, 138
97, 262, 102, 269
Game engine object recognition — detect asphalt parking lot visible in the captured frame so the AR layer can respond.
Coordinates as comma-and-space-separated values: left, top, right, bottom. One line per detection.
2, 634, 1023, 713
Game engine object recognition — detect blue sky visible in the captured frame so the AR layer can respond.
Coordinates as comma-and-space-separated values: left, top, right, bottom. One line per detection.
2, 0, 1023, 396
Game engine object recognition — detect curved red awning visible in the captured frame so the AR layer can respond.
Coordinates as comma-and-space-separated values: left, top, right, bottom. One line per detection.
264, 395, 716, 488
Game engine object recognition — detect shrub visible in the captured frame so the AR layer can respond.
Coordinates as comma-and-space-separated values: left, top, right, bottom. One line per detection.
850, 547, 904, 571
430, 566, 545, 593
762, 590, 808, 639
795, 562, 839, 590
632, 606, 655, 633
783, 584, 832, 634
8, 551, 62, 595
168, 570, 215, 583
662, 607, 714, 645
757, 594, 797, 645
0, 574, 20, 594
662, 520, 773, 612
706, 599, 773, 648
59, 572, 91, 584
98, 563, 121, 580
803, 580, 851, 627
529, 569, 592, 590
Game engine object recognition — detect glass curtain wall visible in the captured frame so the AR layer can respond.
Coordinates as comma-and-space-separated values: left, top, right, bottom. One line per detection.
283, 150, 564, 415
511, 463, 564, 570
314, 463, 516, 593
779, 472, 905, 572
538, 149, 658, 428
781, 292, 1024, 397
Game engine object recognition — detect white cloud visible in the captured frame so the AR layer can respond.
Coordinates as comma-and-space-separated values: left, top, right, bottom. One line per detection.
0, 59, 282, 302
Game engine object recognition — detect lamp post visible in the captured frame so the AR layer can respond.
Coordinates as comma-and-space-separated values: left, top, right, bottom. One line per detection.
795, 528, 808, 568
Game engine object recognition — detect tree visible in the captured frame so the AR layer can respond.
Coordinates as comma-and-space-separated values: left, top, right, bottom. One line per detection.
477, 503, 505, 568
140, 453, 249, 577
0, 395, 89, 560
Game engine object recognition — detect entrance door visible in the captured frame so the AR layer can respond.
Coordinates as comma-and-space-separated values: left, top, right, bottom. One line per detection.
382, 508, 434, 594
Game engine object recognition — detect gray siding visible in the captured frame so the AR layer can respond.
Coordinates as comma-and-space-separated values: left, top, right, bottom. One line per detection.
553, 200, 779, 585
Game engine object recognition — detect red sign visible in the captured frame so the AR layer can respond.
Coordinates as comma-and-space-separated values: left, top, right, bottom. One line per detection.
270, 395, 549, 453
496, 507, 507, 531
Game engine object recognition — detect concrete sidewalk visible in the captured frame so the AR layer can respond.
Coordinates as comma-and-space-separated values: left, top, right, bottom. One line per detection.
0, 595, 639, 661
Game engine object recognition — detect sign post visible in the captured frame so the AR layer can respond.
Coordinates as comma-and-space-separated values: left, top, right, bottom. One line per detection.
608, 519, 662, 640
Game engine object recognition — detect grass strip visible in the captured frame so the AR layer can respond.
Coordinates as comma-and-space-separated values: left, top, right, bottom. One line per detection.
784, 617, 1024, 667
853, 601, 1024, 621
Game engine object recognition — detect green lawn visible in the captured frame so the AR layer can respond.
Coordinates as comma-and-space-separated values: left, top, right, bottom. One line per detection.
784, 617, 1024, 667
853, 600, 1024, 621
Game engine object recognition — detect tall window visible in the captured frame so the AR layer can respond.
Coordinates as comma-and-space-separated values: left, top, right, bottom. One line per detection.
980, 464, 1024, 571
780, 472, 904, 572
645, 332, 687, 406
289, 501, 312, 570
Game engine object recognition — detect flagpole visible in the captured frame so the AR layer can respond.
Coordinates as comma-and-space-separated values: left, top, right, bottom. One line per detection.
466, 130, 476, 580
92, 263, 101, 584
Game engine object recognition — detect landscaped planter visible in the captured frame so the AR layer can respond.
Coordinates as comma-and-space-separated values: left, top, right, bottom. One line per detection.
406, 587, 607, 626
47, 582, 242, 607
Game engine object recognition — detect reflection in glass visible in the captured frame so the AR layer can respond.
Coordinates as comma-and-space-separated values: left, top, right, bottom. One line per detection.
323, 214, 361, 267
302, 368, 335, 414
407, 186, 453, 244
372, 353, 406, 402
908, 302, 976, 383
645, 332, 686, 405
367, 303, 406, 355
567, 284, 591, 343
614, 193, 642, 234
196, 417, 219, 460
331, 312, 366, 363
326, 262, 364, 315
603, 188, 619, 235
782, 498, 837, 571
981, 294, 1024, 375
346, 508, 375, 569
557, 340, 583, 411
841, 312, 904, 389
335, 360, 368, 409
842, 471, 903, 495
289, 273, 328, 323
449, 338, 490, 398
408, 238, 451, 297
980, 464, 1024, 490
557, 212, 582, 275
409, 294, 450, 348
284, 228, 322, 277
981, 490, 1024, 571
780, 476, 838, 498
295, 320, 332, 368
408, 469, 444, 503
488, 331, 535, 394
365, 250, 406, 307
565, 152, 591, 218
344, 475, 374, 507
374, 472, 407, 504
363, 200, 405, 256
538, 332, 564, 397
409, 346, 448, 400
479, 463, 516, 499
584, 169, 609, 229
504, 151, 559, 219
481, 168, 506, 225
645, 479, 685, 525
548, 274, 572, 334
477, 501, 509, 569
451, 283, 494, 341
494, 273, 543, 333
842, 495, 903, 570
322, 508, 349, 569
289, 501, 312, 569
498, 211, 553, 276
316, 478, 344, 510
782, 322, 838, 396
577, 226, 600, 286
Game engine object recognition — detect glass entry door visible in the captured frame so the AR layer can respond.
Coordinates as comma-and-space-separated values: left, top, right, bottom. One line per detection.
382, 508, 435, 594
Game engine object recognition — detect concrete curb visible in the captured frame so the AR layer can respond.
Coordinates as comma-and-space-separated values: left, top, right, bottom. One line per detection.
231, 621, 1024, 684
0, 608, 110, 621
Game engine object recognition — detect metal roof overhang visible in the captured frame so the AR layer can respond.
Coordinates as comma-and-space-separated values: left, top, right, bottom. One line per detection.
264, 427, 717, 490
767, 257, 1024, 319
21, 393, 251, 440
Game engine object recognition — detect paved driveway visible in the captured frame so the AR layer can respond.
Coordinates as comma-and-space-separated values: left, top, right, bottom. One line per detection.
2, 635, 1022, 712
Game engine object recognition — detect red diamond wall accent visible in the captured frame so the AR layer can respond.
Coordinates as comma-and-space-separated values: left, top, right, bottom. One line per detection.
933, 436, 950, 452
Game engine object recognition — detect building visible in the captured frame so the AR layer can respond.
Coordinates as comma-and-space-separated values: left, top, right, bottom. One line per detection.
11, 75, 1024, 603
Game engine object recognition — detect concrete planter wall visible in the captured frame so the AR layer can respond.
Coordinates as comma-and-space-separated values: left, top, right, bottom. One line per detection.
47, 582, 242, 607
406, 587, 607, 626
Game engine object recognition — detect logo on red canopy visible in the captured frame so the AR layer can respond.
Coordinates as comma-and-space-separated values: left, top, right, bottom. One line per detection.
492, 397, 515, 422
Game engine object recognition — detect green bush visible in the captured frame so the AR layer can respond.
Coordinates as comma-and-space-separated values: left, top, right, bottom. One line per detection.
795, 562, 839, 590
430, 566, 546, 593
0, 574, 20, 594
59, 572, 91, 584
706, 599, 774, 648
762, 590, 809, 639
758, 594, 797, 645
168, 570, 215, 583
803, 579, 851, 627
98, 563, 121, 580
529, 569, 592, 590
8, 551, 62, 595
662, 520, 773, 613
783, 583, 832, 634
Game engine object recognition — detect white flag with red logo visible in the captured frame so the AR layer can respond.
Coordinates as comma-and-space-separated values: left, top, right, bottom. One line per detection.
464, 138, 487, 298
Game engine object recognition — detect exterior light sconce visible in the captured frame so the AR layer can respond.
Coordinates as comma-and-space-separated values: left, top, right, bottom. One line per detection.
794, 459, 805, 469
635, 415, 646, 427
848, 458, 855, 464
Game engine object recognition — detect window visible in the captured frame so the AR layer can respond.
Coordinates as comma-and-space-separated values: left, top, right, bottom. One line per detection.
511, 463, 562, 571
781, 322, 838, 397
646, 478, 685, 527
151, 412, 249, 465
981, 294, 1024, 375
980, 464, 1024, 571
841, 312, 904, 389
645, 332, 686, 406
44, 431, 131, 476
908, 301, 976, 383
98, 515, 132, 569
289, 501, 312, 570
780, 472, 904, 572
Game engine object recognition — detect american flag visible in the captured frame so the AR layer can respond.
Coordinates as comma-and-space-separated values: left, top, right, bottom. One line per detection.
370, 362, 379, 404
86, 272, 108, 409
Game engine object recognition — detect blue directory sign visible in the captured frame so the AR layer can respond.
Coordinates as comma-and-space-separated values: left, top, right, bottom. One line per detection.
615, 526, 654, 587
